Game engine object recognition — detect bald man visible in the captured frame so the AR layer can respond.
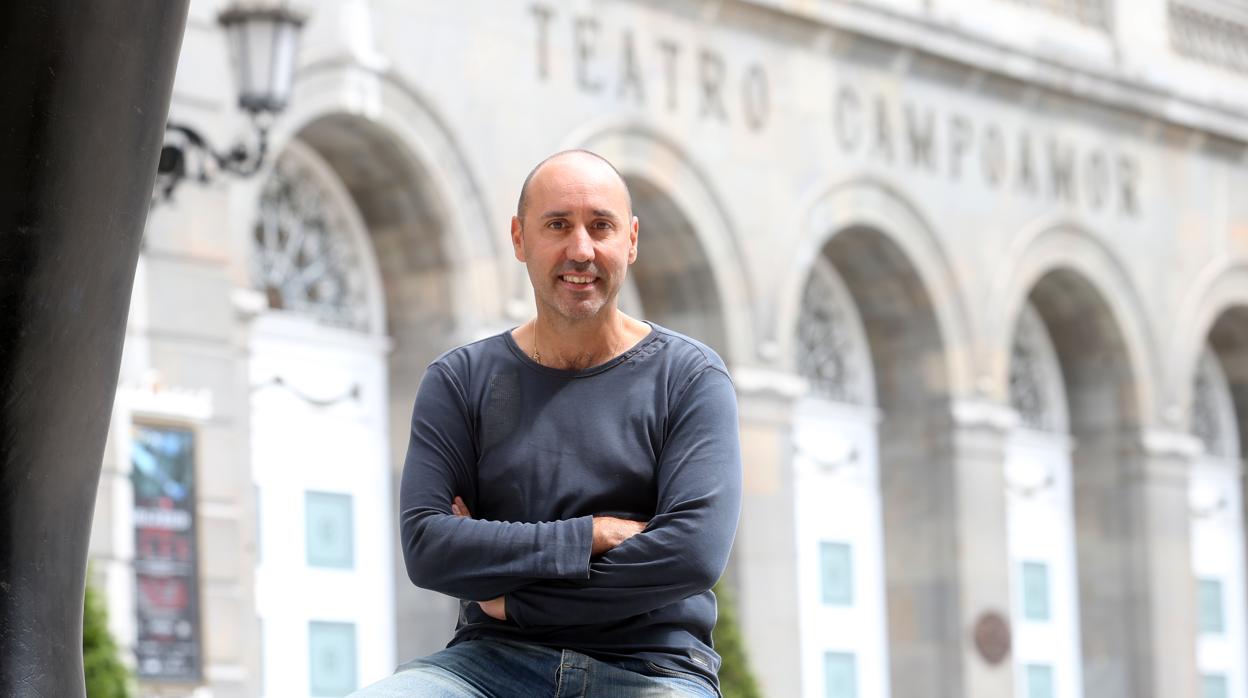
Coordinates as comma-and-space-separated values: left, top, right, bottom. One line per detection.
354, 151, 742, 697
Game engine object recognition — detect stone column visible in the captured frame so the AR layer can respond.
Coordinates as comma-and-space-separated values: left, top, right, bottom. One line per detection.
732, 368, 803, 698
949, 401, 1018, 698
882, 400, 1016, 698
134, 184, 262, 696
1129, 431, 1200, 697
1073, 429, 1200, 698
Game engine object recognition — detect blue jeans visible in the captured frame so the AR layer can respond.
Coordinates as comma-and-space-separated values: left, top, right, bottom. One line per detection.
350, 638, 719, 697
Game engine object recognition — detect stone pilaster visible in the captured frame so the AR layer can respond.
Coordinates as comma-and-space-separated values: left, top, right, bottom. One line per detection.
732, 367, 803, 698
134, 184, 261, 698
949, 401, 1018, 698
1131, 431, 1201, 698
883, 400, 1016, 698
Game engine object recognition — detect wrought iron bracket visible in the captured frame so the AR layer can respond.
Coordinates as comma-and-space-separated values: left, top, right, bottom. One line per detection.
153, 119, 269, 204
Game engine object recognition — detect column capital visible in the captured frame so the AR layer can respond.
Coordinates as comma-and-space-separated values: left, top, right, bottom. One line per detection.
731, 365, 806, 399
950, 397, 1019, 432
1138, 428, 1203, 459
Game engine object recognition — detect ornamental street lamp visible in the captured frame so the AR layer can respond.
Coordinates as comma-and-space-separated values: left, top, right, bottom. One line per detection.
155, 2, 306, 201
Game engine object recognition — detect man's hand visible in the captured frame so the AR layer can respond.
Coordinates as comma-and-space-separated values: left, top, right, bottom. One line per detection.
591, 516, 647, 556
479, 596, 506, 620
450, 498, 507, 619
451, 496, 471, 518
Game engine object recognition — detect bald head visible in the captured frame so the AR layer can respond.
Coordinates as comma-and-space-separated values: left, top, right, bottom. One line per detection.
516, 149, 632, 223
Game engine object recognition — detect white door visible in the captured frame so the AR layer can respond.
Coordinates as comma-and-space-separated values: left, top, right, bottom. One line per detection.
1006, 303, 1083, 698
1191, 348, 1247, 698
246, 143, 395, 697
793, 258, 890, 698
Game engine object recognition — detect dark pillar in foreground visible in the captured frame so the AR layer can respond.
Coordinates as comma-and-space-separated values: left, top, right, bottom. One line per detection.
0, 2, 189, 695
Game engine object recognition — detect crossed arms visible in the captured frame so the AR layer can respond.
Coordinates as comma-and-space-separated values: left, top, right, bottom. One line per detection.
398, 361, 742, 628
448, 496, 645, 620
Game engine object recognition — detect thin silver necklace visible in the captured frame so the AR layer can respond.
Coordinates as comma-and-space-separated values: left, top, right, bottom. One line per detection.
532, 321, 542, 364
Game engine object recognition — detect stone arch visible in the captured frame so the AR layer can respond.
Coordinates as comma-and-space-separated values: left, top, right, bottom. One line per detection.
230, 62, 503, 663
236, 61, 505, 344
779, 178, 973, 696
563, 122, 753, 366
774, 178, 975, 398
993, 229, 1152, 695
985, 221, 1158, 423
1174, 262, 1248, 442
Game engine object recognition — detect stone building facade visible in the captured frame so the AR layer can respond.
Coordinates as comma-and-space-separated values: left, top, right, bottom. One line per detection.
89, 1, 1248, 696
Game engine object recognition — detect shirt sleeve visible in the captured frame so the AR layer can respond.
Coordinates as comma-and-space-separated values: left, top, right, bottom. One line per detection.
503, 366, 742, 627
399, 362, 594, 602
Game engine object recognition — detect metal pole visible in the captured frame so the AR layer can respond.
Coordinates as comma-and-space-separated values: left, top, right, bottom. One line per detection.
0, 2, 189, 695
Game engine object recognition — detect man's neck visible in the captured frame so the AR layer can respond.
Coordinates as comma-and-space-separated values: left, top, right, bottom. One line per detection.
525, 308, 648, 370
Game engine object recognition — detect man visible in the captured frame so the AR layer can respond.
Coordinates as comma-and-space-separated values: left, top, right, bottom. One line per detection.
355, 150, 742, 697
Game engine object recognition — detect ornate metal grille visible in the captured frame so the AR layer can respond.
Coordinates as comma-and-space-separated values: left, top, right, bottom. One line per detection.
1009, 305, 1064, 432
999, 0, 1111, 29
1193, 359, 1222, 453
1192, 349, 1238, 459
796, 259, 866, 405
252, 153, 370, 331
1170, 0, 1248, 73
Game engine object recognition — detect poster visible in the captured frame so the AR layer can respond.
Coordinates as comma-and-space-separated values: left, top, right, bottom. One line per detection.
131, 424, 201, 681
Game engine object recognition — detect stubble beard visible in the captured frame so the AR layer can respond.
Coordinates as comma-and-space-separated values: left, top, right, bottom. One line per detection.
538, 277, 619, 324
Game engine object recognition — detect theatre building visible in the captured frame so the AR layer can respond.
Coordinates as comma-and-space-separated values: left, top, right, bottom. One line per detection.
88, 0, 1248, 696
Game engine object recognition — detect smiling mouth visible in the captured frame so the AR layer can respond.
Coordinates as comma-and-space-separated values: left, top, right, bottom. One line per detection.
559, 274, 596, 287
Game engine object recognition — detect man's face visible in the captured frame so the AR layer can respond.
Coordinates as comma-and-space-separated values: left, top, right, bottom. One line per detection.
511, 154, 638, 323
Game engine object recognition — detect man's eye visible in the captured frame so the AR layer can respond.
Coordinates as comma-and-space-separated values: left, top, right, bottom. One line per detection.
593, 220, 613, 230
548, 220, 566, 229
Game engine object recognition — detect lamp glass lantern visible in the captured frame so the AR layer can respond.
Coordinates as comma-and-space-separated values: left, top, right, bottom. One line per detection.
217, 3, 307, 116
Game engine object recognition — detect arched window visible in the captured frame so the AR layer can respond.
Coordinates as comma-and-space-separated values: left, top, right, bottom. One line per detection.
1009, 304, 1068, 434
796, 257, 872, 406
251, 145, 376, 333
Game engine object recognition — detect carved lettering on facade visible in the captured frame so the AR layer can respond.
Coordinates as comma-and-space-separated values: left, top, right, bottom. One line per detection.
531, 4, 769, 128
531, 4, 554, 81
831, 85, 1141, 217
618, 29, 644, 104
835, 87, 862, 151
742, 64, 769, 132
574, 17, 604, 93
658, 39, 681, 112
699, 50, 729, 122
1048, 138, 1075, 204
949, 114, 972, 179
529, 3, 1146, 218
905, 104, 936, 171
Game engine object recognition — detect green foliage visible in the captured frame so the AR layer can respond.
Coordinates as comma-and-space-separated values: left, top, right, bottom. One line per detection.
83, 578, 131, 698
713, 580, 763, 698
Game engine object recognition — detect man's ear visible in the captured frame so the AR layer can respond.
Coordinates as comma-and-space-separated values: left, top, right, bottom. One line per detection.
628, 215, 639, 264
511, 216, 526, 262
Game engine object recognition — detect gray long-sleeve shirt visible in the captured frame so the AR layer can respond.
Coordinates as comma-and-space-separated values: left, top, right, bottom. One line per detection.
398, 322, 742, 691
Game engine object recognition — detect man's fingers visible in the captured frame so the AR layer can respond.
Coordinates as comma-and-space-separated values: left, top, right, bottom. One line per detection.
452, 496, 472, 518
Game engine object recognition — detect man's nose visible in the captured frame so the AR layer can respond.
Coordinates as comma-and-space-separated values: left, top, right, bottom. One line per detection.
566, 225, 594, 262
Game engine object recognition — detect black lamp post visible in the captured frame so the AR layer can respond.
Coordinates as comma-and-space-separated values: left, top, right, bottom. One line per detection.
155, 2, 306, 201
